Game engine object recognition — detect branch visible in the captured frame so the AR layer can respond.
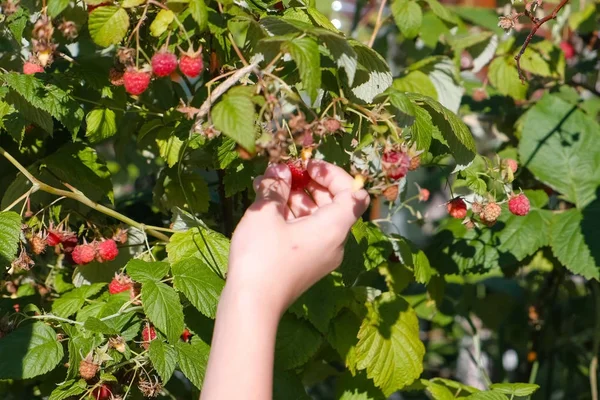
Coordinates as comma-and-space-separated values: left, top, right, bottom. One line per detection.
0, 146, 170, 242
368, 0, 388, 48
514, 0, 570, 82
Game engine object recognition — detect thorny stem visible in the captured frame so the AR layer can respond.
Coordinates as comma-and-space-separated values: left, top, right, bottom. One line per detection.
514, 0, 570, 82
0, 146, 170, 242
368, 0, 388, 48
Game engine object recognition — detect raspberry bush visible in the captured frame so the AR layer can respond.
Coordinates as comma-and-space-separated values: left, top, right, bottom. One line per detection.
0, 0, 599, 398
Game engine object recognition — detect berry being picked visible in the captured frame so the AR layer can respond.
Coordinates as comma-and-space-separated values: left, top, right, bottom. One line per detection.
123, 68, 151, 95
108, 273, 133, 294
286, 160, 311, 190
91, 384, 112, 400
382, 149, 410, 181
480, 202, 502, 226
508, 193, 530, 216
23, 62, 44, 75
72, 244, 96, 265
560, 41, 575, 60
505, 158, 518, 173
179, 51, 203, 78
151, 50, 178, 77
181, 328, 192, 342
141, 324, 157, 350
79, 353, 99, 380
447, 198, 467, 219
98, 239, 119, 262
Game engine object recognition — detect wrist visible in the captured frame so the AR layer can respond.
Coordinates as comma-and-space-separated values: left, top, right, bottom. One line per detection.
219, 277, 287, 321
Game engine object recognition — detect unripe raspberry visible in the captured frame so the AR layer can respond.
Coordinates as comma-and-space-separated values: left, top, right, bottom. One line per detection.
383, 185, 399, 202
322, 118, 341, 133
471, 202, 483, 214
79, 354, 99, 380
123, 68, 151, 95
418, 188, 430, 202
72, 244, 96, 265
286, 159, 311, 190
382, 149, 410, 181
151, 50, 178, 77
29, 234, 47, 255
98, 239, 119, 262
408, 155, 421, 171
23, 62, 44, 75
179, 52, 203, 78
447, 198, 467, 219
480, 202, 502, 226
505, 158, 518, 173
508, 193, 530, 216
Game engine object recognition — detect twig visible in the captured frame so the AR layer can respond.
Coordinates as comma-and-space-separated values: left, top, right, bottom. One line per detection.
2, 187, 38, 212
514, 0, 570, 82
368, 0, 388, 48
0, 146, 170, 242
228, 32, 249, 66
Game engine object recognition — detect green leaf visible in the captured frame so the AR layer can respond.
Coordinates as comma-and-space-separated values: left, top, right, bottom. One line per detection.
319, 32, 358, 85
175, 338, 210, 389
167, 227, 230, 276
467, 392, 507, 400
518, 48, 552, 77
355, 295, 425, 396
154, 168, 210, 213
150, 9, 175, 37
490, 383, 540, 396
393, 71, 438, 99
519, 94, 600, 208
0, 211, 21, 269
286, 37, 321, 103
337, 370, 385, 400
189, 0, 208, 31
149, 340, 177, 383
289, 275, 345, 333
83, 317, 119, 335
274, 370, 310, 400
391, 0, 423, 39
5, 91, 53, 134
0, 322, 64, 379
49, 380, 87, 400
88, 6, 130, 47
155, 128, 184, 168
424, 382, 456, 400
66, 332, 102, 380
6, 8, 28, 42
172, 257, 224, 318
47, 0, 70, 17
488, 57, 528, 100
224, 162, 254, 197
275, 313, 323, 370
327, 310, 362, 373
350, 41, 393, 103
51, 283, 106, 318
211, 90, 256, 152
86, 108, 117, 143
142, 280, 185, 343
410, 105, 437, 151
122, 0, 146, 7
388, 90, 416, 117
424, 0, 458, 23
126, 259, 170, 283
395, 236, 434, 284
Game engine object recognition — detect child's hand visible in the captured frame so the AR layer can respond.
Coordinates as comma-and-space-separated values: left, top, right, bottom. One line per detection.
226, 159, 370, 314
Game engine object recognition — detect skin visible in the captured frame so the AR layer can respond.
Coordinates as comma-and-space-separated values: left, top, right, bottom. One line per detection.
200, 160, 370, 400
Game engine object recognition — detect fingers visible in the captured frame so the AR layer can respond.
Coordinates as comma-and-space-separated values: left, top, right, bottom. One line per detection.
306, 181, 333, 207
288, 189, 318, 218
306, 159, 355, 196
249, 164, 292, 219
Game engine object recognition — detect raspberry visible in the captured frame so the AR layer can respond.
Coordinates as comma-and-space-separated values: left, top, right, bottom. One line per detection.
447, 198, 467, 219
46, 230, 62, 247
29, 235, 47, 255
123, 68, 151, 95
23, 62, 44, 75
463, 218, 476, 230
181, 328, 192, 342
508, 193, 530, 216
471, 202, 483, 214
108, 273, 132, 294
480, 202, 502, 225
286, 160, 311, 190
322, 118, 341, 133
98, 239, 119, 262
472, 88, 487, 102
505, 158, 518, 173
408, 155, 421, 171
382, 149, 410, 181
61, 233, 78, 253
151, 50, 178, 77
72, 244, 96, 265
79, 354, 99, 380
383, 185, 399, 202
418, 188, 430, 202
91, 384, 112, 400
560, 41, 575, 60
109, 68, 124, 86
179, 52, 203, 78
142, 324, 157, 350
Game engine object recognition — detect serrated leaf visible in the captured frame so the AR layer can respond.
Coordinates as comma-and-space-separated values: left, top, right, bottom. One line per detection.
319, 32, 358, 85
122, 0, 145, 7
49, 379, 87, 400
286, 36, 321, 103
424, 0, 458, 23
154, 168, 210, 213
150, 9, 174, 37
83, 317, 119, 335
327, 311, 362, 373
6, 8, 28, 42
289, 275, 345, 333
47, 0, 69, 17
189, 0, 208, 31
51, 283, 106, 318
488, 57, 528, 100
175, 338, 210, 389
409, 104, 436, 151
86, 108, 117, 143
355, 295, 425, 396
0, 322, 64, 379
425, 382, 456, 400
5, 91, 53, 134
224, 162, 254, 197
350, 42, 392, 103
518, 48, 552, 77
211, 90, 256, 152
149, 340, 177, 383
490, 383, 540, 396
274, 369, 310, 400
0, 211, 21, 269
167, 227, 229, 276
66, 333, 102, 379
391, 0, 423, 39
126, 259, 171, 282
395, 236, 434, 284
275, 313, 323, 370
142, 280, 185, 343
467, 392, 507, 400
393, 71, 438, 100
172, 257, 224, 318
88, 6, 130, 47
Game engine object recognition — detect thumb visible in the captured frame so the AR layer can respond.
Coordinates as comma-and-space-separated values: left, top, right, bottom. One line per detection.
251, 163, 292, 218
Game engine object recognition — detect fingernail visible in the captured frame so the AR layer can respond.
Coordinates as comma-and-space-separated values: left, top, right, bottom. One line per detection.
352, 189, 369, 202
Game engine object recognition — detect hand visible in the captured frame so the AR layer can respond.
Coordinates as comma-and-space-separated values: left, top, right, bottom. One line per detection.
226, 159, 370, 314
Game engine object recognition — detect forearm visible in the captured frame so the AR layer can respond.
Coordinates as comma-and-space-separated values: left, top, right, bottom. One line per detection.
200, 282, 282, 400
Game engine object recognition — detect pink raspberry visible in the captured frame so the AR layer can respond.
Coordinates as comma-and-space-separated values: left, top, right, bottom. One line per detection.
447, 198, 467, 219
418, 188, 430, 202
23, 62, 44, 75
123, 68, 151, 95
97, 239, 119, 262
72, 244, 96, 265
508, 193, 530, 216
179, 52, 203, 78
151, 50, 177, 77
505, 159, 518, 173
382, 149, 410, 181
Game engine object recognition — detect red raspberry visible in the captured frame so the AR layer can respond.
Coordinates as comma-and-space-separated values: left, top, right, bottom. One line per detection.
108, 273, 133, 294
72, 244, 96, 265
418, 188, 430, 202
46, 230, 62, 247
181, 328, 192, 342
97, 239, 119, 262
286, 160, 311, 190
505, 159, 518, 173
123, 68, 151, 95
23, 62, 44, 75
151, 50, 178, 77
61, 233, 79, 253
447, 198, 467, 219
480, 202, 502, 226
141, 324, 157, 350
91, 384, 112, 400
508, 193, 530, 216
179, 52, 203, 78
560, 41, 575, 60
382, 149, 410, 181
